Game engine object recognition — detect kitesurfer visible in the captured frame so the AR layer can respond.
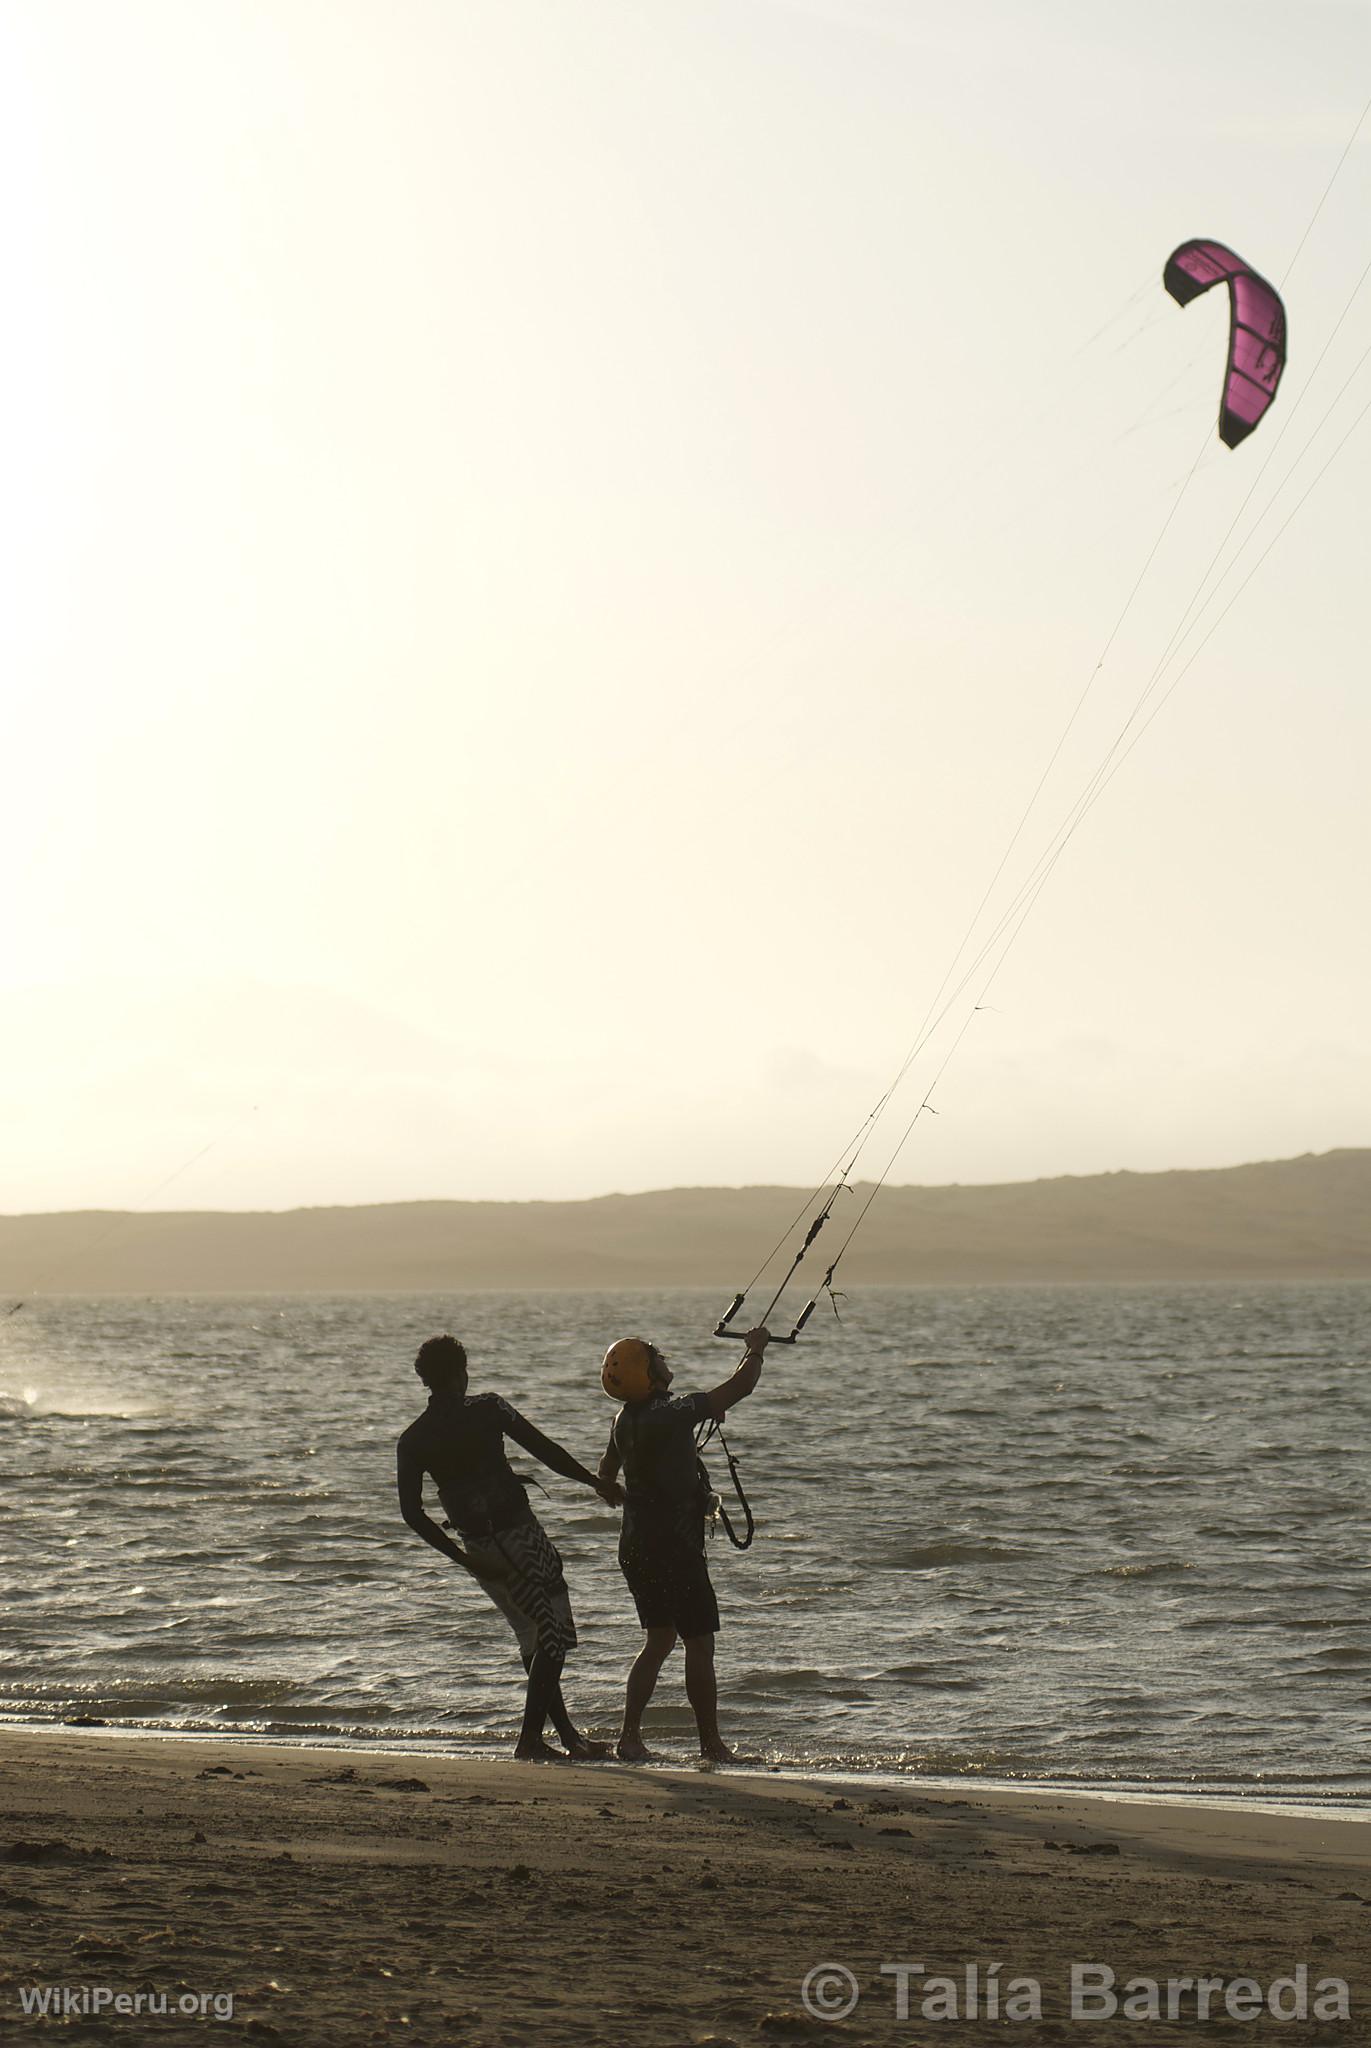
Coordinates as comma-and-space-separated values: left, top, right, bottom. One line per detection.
597, 1328, 769, 1763
397, 1334, 623, 1761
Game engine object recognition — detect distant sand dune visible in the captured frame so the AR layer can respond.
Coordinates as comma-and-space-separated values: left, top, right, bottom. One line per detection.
1, 1150, 1367, 1292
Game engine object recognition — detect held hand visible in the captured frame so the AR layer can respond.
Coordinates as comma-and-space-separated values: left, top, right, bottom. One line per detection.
595, 1477, 625, 1508
744, 1326, 771, 1352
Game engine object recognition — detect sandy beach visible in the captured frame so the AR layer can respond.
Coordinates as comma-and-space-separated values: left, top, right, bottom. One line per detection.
2, 1728, 1365, 2045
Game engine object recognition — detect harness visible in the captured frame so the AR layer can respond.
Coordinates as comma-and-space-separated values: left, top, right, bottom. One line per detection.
697, 1414, 755, 1551
616, 1399, 756, 1552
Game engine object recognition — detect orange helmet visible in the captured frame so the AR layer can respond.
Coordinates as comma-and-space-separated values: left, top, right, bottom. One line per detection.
601, 1337, 658, 1404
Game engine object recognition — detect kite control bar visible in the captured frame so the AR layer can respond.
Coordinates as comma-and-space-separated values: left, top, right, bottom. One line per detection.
713, 1326, 799, 1344
710, 1182, 849, 1345
711, 1289, 815, 1344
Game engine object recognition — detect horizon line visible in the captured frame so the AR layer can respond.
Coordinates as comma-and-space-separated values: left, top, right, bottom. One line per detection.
2, 1145, 1362, 1223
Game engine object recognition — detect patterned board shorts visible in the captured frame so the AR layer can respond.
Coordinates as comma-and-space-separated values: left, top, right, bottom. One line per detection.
460, 1513, 578, 1664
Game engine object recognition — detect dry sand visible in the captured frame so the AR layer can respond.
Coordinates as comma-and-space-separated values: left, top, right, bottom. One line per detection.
1, 1727, 1365, 2044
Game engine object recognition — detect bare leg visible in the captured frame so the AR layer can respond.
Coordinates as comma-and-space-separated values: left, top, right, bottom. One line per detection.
520, 1650, 610, 1759
683, 1632, 734, 1762
617, 1627, 676, 1760
515, 1647, 568, 1760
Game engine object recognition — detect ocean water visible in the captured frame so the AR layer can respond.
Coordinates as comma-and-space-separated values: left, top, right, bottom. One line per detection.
2, 1285, 1368, 1798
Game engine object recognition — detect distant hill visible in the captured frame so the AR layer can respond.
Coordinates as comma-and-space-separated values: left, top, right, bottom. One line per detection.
1, 1151, 1368, 1294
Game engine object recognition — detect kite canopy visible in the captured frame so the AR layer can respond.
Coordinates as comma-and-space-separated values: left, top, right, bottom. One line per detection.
1164, 239, 1287, 448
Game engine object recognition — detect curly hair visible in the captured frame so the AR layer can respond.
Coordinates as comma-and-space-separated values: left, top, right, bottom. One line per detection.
414, 1334, 468, 1387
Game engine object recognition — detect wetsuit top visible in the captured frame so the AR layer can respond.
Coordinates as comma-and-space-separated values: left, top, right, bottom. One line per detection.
397, 1390, 588, 1538
611, 1390, 714, 1545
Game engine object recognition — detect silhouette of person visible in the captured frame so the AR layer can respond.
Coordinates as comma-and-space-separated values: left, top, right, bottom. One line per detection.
398, 1334, 622, 1760
597, 1328, 768, 1762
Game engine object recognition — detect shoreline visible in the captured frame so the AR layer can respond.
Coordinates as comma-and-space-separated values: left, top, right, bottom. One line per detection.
5, 1725, 1366, 2043
6, 1714, 1371, 1821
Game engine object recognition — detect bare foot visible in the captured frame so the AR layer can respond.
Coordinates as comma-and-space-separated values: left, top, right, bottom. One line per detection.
562, 1736, 613, 1761
699, 1744, 760, 1766
615, 1734, 657, 1763
515, 1739, 570, 1763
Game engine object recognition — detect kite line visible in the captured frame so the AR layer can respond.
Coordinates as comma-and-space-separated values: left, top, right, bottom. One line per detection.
713, 94, 1371, 1343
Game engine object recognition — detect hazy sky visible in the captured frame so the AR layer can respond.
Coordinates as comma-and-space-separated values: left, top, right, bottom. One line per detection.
3, 0, 1369, 1211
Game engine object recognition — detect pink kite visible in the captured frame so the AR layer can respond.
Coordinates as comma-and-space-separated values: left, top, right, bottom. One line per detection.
1164, 240, 1287, 448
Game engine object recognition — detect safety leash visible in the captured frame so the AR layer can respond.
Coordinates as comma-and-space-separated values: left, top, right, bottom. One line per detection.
699, 1417, 755, 1550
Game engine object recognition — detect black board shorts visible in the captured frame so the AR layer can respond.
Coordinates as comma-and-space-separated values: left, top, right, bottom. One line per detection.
619, 1509, 720, 1638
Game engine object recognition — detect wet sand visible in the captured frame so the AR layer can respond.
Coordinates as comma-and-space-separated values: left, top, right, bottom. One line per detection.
1, 1727, 1365, 2044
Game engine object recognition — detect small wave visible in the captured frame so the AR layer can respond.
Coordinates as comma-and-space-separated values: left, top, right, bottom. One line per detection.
880, 1543, 1028, 1569
887, 1668, 987, 1691
734, 1667, 845, 1696
1275, 1616, 1355, 1631
92, 1676, 301, 1707
2, 1391, 164, 1420
1087, 1561, 1195, 1582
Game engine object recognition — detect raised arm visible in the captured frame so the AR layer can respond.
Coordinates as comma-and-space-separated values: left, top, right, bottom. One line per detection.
703, 1327, 769, 1422
396, 1438, 477, 1573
